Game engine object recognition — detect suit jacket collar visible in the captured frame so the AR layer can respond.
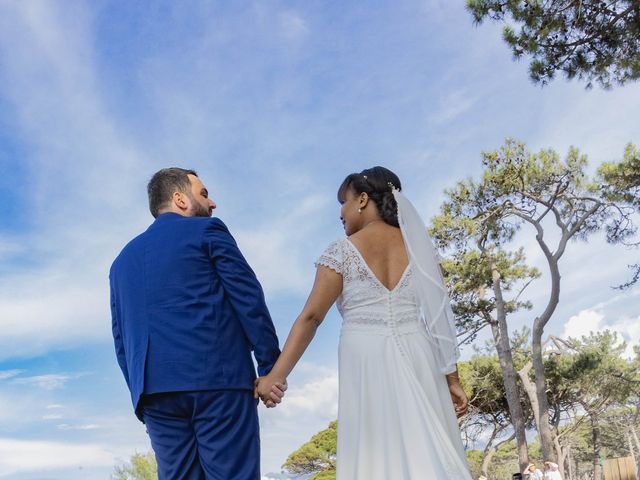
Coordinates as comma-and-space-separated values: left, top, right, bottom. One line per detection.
155, 212, 184, 221
149, 212, 185, 229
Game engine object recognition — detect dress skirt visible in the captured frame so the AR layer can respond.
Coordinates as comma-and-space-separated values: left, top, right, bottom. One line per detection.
336, 322, 472, 480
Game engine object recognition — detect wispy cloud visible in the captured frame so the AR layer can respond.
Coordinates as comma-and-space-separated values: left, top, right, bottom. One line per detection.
532, 82, 640, 166
0, 277, 114, 359
0, 239, 25, 263
0, 0, 335, 360
42, 414, 63, 420
12, 373, 76, 390
57, 423, 101, 431
279, 11, 309, 40
0, 0, 149, 359
0, 370, 22, 380
429, 89, 478, 126
236, 193, 331, 296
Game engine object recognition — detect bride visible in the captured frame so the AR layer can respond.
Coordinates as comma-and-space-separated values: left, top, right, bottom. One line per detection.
256, 166, 473, 479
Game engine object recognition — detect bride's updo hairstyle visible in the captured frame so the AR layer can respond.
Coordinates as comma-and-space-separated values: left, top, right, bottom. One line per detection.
337, 166, 402, 228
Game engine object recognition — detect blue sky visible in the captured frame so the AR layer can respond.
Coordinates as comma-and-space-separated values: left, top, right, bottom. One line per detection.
0, 1, 639, 478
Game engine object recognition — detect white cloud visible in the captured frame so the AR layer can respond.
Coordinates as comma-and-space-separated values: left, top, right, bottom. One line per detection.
0, 405, 151, 477
562, 302, 640, 357
281, 372, 338, 419
42, 414, 63, 420
0, 279, 112, 359
429, 89, 478, 126
0, 370, 22, 380
0, 395, 38, 428
12, 374, 74, 390
562, 309, 605, 340
259, 363, 338, 476
57, 423, 100, 431
0, 438, 114, 475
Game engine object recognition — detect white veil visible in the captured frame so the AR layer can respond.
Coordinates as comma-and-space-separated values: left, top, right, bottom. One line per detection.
393, 188, 460, 374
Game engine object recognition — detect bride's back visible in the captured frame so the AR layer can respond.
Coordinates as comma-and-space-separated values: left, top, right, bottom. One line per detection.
348, 222, 409, 291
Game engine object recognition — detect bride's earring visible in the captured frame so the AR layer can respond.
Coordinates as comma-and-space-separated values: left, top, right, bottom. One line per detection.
358, 208, 362, 214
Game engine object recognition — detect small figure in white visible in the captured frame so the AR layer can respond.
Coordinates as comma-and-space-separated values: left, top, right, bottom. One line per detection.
543, 461, 562, 480
525, 462, 544, 480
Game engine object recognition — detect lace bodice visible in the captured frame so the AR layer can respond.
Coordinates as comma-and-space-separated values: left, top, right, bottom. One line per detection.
316, 238, 422, 332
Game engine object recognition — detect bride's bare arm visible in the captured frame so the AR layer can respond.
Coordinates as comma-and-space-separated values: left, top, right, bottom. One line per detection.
255, 265, 342, 403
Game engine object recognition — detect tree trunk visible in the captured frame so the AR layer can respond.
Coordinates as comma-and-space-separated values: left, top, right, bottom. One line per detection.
632, 427, 640, 460
628, 429, 636, 461
520, 359, 565, 475
489, 258, 529, 471
553, 434, 567, 480
530, 246, 562, 462
629, 428, 639, 480
481, 446, 496, 478
591, 415, 603, 480
518, 361, 540, 427
531, 329, 557, 461
518, 360, 546, 435
526, 214, 569, 462
482, 431, 516, 478
567, 445, 574, 480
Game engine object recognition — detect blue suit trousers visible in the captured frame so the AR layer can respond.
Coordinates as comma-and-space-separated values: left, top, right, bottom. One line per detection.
141, 390, 260, 480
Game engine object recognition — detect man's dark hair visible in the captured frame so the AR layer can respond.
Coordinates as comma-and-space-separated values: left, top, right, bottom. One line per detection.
147, 168, 198, 218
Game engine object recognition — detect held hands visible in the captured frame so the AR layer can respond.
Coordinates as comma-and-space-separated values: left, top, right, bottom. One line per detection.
254, 375, 288, 408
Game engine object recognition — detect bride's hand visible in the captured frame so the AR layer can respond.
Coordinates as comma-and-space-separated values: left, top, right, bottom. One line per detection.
447, 380, 468, 417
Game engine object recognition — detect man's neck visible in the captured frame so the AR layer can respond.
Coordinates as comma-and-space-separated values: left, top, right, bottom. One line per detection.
158, 208, 188, 217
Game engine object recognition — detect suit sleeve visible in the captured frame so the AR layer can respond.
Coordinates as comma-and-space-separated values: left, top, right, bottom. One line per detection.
204, 218, 281, 376
110, 273, 130, 388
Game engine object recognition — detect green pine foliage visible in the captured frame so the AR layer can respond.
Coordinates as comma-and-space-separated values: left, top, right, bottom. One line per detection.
466, 0, 640, 88
112, 451, 157, 480
282, 421, 337, 476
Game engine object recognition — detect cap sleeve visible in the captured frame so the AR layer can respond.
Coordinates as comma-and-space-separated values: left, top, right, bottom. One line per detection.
315, 239, 344, 276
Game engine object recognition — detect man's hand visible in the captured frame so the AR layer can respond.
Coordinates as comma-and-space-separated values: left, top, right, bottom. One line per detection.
254, 376, 288, 408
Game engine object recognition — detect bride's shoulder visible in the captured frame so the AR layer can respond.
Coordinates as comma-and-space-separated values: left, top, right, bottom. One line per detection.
321, 237, 349, 255
315, 238, 349, 274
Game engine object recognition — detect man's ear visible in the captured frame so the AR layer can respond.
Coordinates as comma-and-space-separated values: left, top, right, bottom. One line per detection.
173, 191, 188, 211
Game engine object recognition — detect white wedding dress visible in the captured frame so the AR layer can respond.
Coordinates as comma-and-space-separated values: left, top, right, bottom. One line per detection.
317, 238, 472, 480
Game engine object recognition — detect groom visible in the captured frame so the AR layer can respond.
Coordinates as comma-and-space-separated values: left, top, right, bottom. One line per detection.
109, 168, 283, 479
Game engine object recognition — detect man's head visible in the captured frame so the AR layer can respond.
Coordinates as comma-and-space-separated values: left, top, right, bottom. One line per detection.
147, 168, 216, 218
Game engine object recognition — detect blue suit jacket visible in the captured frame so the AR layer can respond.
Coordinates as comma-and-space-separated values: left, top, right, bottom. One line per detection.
109, 213, 280, 420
